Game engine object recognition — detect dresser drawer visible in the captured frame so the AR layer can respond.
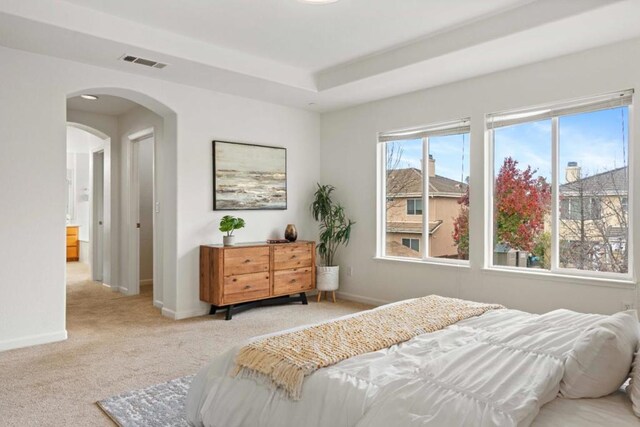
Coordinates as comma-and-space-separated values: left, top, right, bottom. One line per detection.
223, 272, 270, 304
66, 235, 78, 246
273, 244, 312, 270
66, 246, 78, 259
66, 226, 78, 236
273, 267, 313, 295
223, 247, 269, 276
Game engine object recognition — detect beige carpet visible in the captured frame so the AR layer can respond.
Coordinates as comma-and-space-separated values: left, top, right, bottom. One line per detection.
0, 262, 369, 426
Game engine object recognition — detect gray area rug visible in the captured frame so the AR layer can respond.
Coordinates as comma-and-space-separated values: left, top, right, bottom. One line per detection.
97, 375, 194, 427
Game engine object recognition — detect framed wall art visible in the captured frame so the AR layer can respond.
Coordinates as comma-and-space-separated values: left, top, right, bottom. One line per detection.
213, 140, 287, 210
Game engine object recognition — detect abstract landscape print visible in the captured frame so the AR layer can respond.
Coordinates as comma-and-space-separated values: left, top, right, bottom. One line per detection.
213, 141, 287, 210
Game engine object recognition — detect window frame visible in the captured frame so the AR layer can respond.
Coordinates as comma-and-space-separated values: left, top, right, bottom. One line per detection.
486, 91, 634, 281
377, 118, 471, 265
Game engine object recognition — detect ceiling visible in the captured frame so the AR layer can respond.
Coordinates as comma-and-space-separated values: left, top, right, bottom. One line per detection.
67, 95, 138, 115
60, 0, 528, 71
2, 0, 640, 112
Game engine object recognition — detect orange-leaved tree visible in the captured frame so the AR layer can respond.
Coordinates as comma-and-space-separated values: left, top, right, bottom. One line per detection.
453, 157, 551, 256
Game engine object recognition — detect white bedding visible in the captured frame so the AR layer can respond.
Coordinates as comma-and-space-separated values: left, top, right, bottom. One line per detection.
186, 304, 633, 427
533, 390, 638, 426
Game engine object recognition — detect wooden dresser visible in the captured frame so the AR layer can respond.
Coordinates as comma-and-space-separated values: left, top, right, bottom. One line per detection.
200, 241, 316, 319
66, 226, 79, 262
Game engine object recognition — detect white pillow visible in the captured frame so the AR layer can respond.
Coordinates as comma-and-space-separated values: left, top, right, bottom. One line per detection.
627, 345, 640, 416
560, 310, 639, 399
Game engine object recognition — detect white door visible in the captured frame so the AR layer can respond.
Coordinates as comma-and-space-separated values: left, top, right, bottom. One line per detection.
137, 138, 155, 290
131, 139, 141, 294
128, 130, 155, 296
92, 150, 104, 281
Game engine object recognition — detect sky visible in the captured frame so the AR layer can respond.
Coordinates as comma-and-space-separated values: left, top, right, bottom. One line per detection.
494, 106, 629, 183
387, 106, 629, 185
388, 133, 470, 183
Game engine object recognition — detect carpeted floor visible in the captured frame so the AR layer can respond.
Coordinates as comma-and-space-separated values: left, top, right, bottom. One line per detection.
0, 262, 369, 426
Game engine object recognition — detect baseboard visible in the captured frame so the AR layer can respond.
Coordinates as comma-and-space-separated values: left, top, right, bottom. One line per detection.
153, 299, 164, 309
118, 286, 128, 293
334, 291, 391, 307
140, 279, 153, 286
0, 330, 67, 352
101, 282, 112, 289
161, 306, 209, 320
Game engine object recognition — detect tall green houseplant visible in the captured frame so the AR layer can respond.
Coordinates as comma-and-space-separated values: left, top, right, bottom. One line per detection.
311, 184, 355, 267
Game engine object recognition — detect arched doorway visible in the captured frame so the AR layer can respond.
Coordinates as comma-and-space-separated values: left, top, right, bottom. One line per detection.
65, 88, 178, 322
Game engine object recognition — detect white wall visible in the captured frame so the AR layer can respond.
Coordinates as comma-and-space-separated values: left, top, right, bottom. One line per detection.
117, 106, 164, 301
0, 45, 320, 351
71, 152, 90, 240
66, 126, 104, 243
321, 37, 640, 315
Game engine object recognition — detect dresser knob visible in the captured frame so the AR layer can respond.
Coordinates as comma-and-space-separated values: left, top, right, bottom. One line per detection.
244, 285, 251, 290
244, 259, 251, 263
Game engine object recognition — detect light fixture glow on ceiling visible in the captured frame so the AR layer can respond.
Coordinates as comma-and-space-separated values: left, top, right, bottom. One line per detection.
298, 0, 339, 4
80, 94, 99, 100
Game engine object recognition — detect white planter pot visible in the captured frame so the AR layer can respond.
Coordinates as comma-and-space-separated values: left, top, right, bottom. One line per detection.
317, 266, 339, 291
223, 235, 236, 246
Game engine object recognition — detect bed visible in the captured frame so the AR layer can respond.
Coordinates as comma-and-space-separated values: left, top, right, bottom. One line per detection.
186, 298, 640, 427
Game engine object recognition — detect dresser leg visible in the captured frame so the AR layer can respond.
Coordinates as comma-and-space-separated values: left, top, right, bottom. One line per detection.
300, 292, 308, 305
225, 306, 233, 321
209, 305, 217, 315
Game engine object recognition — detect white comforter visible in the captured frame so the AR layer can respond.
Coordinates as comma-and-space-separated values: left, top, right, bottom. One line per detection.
186, 304, 609, 427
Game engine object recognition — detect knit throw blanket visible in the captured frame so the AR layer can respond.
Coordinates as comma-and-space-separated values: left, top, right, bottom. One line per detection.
232, 295, 504, 400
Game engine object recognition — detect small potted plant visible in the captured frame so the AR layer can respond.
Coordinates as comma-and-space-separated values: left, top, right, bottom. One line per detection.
219, 215, 245, 246
311, 184, 355, 301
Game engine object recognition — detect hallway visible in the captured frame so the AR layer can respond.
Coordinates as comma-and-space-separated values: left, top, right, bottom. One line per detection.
66, 262, 155, 334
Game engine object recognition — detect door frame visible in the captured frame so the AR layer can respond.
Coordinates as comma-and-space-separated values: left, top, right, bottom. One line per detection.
126, 127, 155, 297
90, 148, 105, 282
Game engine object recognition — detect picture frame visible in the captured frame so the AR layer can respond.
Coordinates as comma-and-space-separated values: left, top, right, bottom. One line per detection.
212, 140, 287, 210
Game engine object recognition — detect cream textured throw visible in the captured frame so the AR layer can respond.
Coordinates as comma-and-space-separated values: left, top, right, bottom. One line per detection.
232, 295, 504, 400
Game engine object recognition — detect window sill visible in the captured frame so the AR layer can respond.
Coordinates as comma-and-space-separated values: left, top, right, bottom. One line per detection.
373, 256, 470, 269
482, 266, 636, 290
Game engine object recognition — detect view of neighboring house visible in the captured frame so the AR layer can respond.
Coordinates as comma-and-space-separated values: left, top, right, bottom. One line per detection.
558, 162, 629, 273
386, 156, 467, 259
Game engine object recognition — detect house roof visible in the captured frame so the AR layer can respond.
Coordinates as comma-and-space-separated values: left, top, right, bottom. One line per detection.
387, 168, 467, 197
387, 220, 443, 235
385, 241, 421, 258
559, 166, 628, 196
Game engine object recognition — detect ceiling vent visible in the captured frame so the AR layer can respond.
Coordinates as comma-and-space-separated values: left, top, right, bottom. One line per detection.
120, 54, 168, 69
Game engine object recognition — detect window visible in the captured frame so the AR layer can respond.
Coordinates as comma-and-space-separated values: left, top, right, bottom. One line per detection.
379, 118, 470, 262
621, 197, 629, 213
488, 90, 632, 277
560, 197, 601, 220
402, 238, 420, 252
406, 198, 423, 215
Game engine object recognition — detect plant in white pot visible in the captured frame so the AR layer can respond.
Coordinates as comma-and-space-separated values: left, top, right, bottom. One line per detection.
311, 184, 355, 302
219, 215, 245, 246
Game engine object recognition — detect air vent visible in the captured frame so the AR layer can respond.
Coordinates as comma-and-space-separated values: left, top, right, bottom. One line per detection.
120, 54, 168, 69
